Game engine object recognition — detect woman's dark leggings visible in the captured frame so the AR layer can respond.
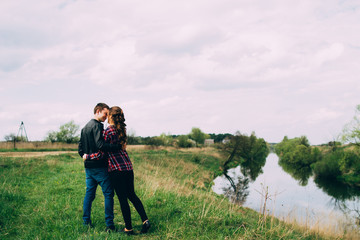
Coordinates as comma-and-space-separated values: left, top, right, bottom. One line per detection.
109, 170, 148, 230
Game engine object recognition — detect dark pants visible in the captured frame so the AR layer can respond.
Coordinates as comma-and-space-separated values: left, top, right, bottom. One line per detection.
109, 170, 148, 230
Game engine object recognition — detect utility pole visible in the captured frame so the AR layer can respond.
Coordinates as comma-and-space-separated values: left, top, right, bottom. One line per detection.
17, 121, 29, 142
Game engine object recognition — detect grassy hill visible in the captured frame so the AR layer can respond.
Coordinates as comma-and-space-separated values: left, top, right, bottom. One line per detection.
0, 147, 341, 239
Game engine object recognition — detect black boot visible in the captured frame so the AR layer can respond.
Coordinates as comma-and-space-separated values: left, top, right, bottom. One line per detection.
141, 220, 150, 234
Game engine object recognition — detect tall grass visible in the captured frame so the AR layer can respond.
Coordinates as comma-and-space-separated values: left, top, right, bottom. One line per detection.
0, 148, 338, 239
0, 141, 78, 150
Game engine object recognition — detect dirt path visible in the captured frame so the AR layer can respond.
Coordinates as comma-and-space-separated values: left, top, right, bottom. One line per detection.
0, 151, 77, 157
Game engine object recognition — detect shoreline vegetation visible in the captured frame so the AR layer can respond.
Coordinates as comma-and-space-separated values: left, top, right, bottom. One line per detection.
275, 136, 360, 189
1, 146, 359, 239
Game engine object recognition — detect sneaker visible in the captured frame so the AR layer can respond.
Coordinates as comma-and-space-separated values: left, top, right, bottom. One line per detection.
105, 225, 116, 233
140, 220, 150, 234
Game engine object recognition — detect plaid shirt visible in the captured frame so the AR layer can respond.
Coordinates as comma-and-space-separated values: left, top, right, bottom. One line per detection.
87, 125, 133, 172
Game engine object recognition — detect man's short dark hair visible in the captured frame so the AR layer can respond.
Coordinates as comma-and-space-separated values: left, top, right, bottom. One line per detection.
94, 103, 110, 114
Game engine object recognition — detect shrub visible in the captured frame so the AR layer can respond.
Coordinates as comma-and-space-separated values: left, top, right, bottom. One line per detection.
312, 150, 342, 178
176, 135, 194, 148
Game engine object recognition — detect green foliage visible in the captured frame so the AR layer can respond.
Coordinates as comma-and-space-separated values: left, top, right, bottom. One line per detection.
143, 136, 164, 146
277, 134, 360, 189
311, 147, 360, 189
275, 136, 319, 186
221, 131, 269, 181
45, 131, 57, 142
176, 135, 194, 148
127, 129, 229, 148
191, 154, 201, 164
4, 133, 27, 142
236, 133, 269, 181
127, 130, 142, 145
158, 133, 174, 146
138, 133, 175, 147
326, 141, 342, 152
275, 136, 310, 156
339, 151, 359, 173
140, 133, 173, 147
276, 135, 360, 187
208, 133, 233, 143
45, 120, 80, 143
189, 127, 210, 146
341, 104, 360, 146
312, 150, 342, 178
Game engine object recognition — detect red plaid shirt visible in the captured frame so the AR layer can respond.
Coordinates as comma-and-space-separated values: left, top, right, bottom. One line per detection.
87, 125, 133, 172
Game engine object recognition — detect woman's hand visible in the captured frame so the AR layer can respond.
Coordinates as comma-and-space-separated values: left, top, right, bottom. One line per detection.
82, 154, 88, 161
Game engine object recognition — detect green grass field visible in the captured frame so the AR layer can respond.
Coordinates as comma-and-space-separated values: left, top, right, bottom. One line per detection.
0, 147, 338, 239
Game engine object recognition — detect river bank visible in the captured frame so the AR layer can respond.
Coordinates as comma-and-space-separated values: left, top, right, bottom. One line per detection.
0, 147, 356, 239
213, 153, 360, 237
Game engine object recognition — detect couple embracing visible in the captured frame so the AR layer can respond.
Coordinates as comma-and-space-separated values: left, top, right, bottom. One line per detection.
78, 103, 150, 235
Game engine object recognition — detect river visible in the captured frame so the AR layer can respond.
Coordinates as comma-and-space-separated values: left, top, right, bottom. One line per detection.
212, 153, 360, 231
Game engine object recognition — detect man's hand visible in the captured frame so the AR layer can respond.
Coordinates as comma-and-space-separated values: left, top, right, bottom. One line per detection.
82, 154, 88, 161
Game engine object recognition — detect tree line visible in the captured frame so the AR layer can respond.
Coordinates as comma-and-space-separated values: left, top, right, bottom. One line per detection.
3, 122, 232, 147
127, 129, 233, 148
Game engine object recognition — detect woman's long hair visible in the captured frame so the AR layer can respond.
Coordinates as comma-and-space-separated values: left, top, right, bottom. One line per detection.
109, 106, 127, 150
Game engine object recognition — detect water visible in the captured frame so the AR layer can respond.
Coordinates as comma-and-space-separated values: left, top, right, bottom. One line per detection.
212, 153, 360, 229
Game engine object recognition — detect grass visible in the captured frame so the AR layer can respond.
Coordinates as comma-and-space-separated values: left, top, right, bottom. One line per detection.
0, 147, 344, 239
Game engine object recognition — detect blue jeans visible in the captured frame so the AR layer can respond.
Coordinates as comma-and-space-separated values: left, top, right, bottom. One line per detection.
83, 168, 114, 227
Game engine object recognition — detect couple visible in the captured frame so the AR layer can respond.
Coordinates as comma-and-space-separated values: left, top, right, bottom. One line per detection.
78, 103, 150, 235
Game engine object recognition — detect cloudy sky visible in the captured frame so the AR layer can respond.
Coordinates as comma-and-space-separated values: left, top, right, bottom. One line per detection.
1, 0, 359, 144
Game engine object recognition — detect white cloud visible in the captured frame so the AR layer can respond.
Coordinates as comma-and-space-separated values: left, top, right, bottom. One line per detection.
313, 43, 344, 66
306, 108, 342, 125
0, 0, 359, 144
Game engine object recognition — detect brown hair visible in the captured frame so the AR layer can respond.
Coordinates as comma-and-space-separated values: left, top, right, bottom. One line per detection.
109, 106, 127, 150
93, 103, 109, 114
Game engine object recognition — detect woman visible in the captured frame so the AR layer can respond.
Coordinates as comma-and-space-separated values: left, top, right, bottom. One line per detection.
87, 106, 150, 235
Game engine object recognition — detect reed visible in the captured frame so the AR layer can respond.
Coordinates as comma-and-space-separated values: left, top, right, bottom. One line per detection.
254, 183, 360, 239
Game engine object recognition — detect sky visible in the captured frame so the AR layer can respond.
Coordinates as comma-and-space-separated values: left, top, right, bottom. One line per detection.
1, 0, 359, 145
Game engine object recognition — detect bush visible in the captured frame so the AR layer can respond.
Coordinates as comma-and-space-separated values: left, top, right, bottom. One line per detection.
176, 135, 194, 148
144, 137, 164, 146
312, 150, 342, 178
275, 136, 319, 185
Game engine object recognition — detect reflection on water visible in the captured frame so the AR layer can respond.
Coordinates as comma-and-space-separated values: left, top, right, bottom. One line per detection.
219, 132, 269, 205
213, 153, 360, 228
314, 176, 360, 201
222, 173, 249, 205
278, 159, 313, 186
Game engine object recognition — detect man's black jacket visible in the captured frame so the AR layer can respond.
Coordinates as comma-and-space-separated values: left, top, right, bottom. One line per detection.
78, 119, 118, 168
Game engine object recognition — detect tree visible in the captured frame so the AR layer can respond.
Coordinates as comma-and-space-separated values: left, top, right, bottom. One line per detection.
341, 104, 360, 146
45, 120, 80, 143
189, 127, 209, 146
218, 131, 269, 206
127, 129, 142, 145
158, 133, 174, 146
275, 136, 319, 186
221, 131, 269, 181
4, 133, 27, 142
208, 133, 233, 143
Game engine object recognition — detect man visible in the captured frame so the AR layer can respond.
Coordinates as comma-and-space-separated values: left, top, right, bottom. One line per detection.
78, 103, 118, 232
